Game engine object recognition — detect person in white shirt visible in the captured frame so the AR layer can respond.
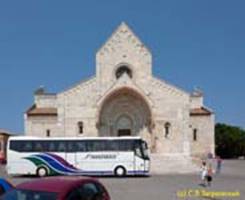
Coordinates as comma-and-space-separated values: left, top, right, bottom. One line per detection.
200, 161, 208, 186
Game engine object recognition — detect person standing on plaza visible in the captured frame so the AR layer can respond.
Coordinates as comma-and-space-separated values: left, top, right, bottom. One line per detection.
200, 161, 208, 186
206, 163, 213, 187
207, 152, 213, 159
216, 156, 222, 174
207, 152, 214, 166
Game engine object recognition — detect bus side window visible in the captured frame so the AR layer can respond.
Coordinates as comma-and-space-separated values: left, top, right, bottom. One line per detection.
119, 140, 134, 151
9, 141, 19, 151
33, 141, 45, 152
87, 141, 96, 152
47, 141, 57, 152
107, 141, 119, 151
23, 141, 33, 152
67, 141, 77, 152
77, 141, 86, 152
98, 140, 107, 151
86, 140, 107, 152
57, 141, 66, 152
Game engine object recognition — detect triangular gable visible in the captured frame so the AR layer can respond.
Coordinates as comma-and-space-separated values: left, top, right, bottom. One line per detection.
96, 22, 151, 58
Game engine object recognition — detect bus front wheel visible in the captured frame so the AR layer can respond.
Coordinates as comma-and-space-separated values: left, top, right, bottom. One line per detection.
37, 167, 48, 177
114, 166, 126, 177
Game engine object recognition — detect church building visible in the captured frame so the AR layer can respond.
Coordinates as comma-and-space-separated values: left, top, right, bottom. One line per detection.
25, 22, 215, 158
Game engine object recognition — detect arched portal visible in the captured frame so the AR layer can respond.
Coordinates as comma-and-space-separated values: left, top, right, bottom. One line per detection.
97, 88, 152, 140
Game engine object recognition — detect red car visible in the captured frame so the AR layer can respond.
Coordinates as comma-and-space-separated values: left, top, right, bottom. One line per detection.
0, 177, 110, 200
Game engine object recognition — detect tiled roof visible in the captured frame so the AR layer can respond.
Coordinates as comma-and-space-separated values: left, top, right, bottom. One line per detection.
26, 104, 57, 117
190, 107, 212, 116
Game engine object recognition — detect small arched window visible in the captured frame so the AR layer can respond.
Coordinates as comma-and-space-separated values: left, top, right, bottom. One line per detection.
164, 122, 171, 138
46, 129, 50, 137
78, 122, 83, 134
193, 129, 197, 141
115, 65, 132, 79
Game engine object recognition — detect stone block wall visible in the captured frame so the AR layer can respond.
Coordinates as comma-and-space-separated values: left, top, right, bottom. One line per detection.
190, 114, 215, 157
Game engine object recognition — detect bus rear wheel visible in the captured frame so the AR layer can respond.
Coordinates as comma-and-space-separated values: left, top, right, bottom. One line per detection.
114, 166, 126, 177
37, 167, 48, 177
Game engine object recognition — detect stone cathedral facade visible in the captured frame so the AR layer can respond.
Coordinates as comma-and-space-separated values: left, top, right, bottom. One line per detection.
25, 22, 215, 157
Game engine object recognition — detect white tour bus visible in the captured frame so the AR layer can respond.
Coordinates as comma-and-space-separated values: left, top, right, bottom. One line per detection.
6, 136, 150, 177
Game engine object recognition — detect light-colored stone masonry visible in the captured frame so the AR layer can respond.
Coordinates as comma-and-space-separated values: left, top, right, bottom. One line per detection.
25, 22, 215, 160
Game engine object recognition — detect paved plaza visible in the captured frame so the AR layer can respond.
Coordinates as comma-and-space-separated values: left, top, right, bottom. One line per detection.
0, 160, 244, 200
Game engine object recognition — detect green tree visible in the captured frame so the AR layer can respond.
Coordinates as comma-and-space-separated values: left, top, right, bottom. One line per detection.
215, 123, 245, 158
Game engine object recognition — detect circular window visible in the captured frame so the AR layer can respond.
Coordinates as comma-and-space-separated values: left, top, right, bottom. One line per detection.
115, 66, 132, 79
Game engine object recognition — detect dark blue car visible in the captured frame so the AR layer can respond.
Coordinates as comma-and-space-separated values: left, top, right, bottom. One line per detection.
0, 179, 13, 196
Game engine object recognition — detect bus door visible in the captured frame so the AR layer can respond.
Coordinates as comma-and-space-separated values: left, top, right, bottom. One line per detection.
134, 147, 145, 172
134, 141, 149, 174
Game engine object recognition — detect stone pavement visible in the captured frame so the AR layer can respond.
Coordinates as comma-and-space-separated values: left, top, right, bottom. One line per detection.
0, 160, 244, 200
150, 154, 199, 174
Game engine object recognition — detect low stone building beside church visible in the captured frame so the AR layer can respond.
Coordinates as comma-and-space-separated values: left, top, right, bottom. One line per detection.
25, 22, 214, 158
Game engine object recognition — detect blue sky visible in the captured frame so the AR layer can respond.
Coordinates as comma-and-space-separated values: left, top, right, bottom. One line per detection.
0, 0, 244, 133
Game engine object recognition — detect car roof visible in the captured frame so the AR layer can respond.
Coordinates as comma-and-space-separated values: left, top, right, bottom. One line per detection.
16, 176, 98, 193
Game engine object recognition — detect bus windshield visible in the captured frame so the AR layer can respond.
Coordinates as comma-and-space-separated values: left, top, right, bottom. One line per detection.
135, 140, 150, 160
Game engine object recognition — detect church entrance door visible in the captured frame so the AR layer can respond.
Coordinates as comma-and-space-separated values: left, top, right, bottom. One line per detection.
115, 114, 132, 136
118, 129, 131, 136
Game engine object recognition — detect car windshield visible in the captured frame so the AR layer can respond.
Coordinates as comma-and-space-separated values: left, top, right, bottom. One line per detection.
0, 189, 57, 200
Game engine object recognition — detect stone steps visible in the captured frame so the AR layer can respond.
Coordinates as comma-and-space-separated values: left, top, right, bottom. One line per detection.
150, 154, 199, 174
